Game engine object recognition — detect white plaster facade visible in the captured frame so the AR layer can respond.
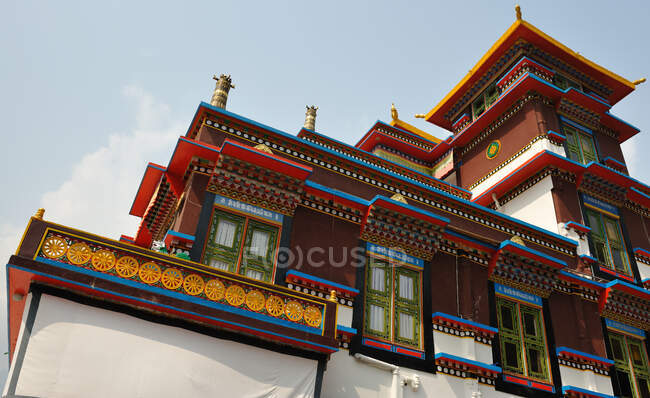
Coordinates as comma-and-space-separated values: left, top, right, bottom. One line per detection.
497, 175, 560, 235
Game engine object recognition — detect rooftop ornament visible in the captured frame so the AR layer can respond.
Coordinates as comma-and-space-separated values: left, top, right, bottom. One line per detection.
634, 78, 646, 85
304, 105, 318, 131
34, 208, 45, 220
391, 103, 399, 121
210, 74, 235, 109
515, 4, 522, 20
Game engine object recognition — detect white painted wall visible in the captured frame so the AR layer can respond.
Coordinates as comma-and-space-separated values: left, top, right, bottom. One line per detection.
638, 262, 650, 280
498, 175, 559, 234
337, 304, 354, 328
558, 223, 591, 256
7, 294, 318, 398
471, 137, 565, 199
558, 365, 614, 396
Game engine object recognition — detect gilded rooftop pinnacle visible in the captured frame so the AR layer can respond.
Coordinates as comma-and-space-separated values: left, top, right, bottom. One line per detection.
304, 106, 318, 131
210, 74, 235, 109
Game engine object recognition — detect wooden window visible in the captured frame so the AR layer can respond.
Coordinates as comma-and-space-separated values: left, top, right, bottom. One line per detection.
563, 124, 597, 164
609, 332, 650, 398
496, 297, 550, 381
472, 84, 499, 120
553, 74, 583, 91
584, 208, 630, 274
364, 257, 421, 348
203, 209, 279, 282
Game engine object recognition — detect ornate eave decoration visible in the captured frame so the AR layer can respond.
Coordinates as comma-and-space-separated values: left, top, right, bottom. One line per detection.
600, 283, 650, 331
207, 154, 305, 216
557, 98, 601, 129
143, 174, 180, 241
360, 198, 449, 260
488, 240, 566, 298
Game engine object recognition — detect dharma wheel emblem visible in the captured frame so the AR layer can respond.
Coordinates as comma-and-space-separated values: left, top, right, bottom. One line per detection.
486, 140, 501, 159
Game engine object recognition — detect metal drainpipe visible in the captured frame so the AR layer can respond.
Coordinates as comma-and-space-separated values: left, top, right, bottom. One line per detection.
354, 354, 420, 398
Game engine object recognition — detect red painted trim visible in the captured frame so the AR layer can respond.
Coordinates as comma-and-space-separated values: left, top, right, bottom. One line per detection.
220, 139, 313, 180
129, 163, 166, 217
364, 338, 392, 350
598, 288, 610, 312
504, 375, 529, 386
370, 198, 449, 228
531, 382, 553, 391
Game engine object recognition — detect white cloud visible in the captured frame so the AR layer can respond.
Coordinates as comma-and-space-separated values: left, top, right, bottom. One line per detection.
622, 136, 639, 176
0, 86, 181, 386
40, 85, 181, 240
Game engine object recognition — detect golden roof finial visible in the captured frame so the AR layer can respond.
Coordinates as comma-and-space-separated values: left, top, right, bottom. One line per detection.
210, 74, 235, 109
34, 208, 45, 220
414, 114, 426, 119
254, 144, 273, 154
304, 105, 318, 131
515, 4, 522, 21
329, 289, 338, 303
633, 78, 647, 85
391, 103, 399, 121
511, 235, 526, 246
390, 193, 408, 204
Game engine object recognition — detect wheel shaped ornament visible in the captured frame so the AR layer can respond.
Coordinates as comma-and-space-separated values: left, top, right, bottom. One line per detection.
138, 262, 161, 284
91, 250, 116, 271
303, 305, 323, 327
204, 279, 225, 301
265, 295, 285, 317
183, 274, 205, 296
42, 236, 68, 259
161, 268, 183, 290
115, 256, 139, 278
245, 290, 265, 312
285, 300, 304, 322
67, 243, 92, 265
225, 285, 245, 307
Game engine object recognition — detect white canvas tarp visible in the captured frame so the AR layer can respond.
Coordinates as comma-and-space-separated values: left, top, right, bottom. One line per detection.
7, 293, 318, 398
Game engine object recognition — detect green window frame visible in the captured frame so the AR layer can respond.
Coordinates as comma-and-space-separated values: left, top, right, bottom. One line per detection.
553, 74, 583, 91
608, 332, 650, 398
364, 256, 421, 348
472, 84, 499, 120
584, 208, 630, 274
203, 208, 279, 282
496, 297, 550, 381
563, 124, 597, 164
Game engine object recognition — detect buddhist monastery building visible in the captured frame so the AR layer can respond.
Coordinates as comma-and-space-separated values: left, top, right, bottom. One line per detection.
4, 6, 650, 398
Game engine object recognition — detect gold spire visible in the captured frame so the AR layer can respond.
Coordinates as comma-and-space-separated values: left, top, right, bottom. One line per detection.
34, 208, 45, 220
634, 78, 646, 85
329, 289, 337, 303
515, 4, 522, 20
304, 106, 318, 130
210, 74, 235, 109
391, 103, 398, 121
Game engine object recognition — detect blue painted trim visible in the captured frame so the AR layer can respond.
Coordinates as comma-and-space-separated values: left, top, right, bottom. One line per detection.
434, 352, 502, 373
499, 240, 568, 268
558, 269, 606, 289
431, 312, 498, 333
603, 156, 627, 169
605, 318, 646, 338
286, 270, 360, 293
444, 229, 498, 250
579, 254, 598, 263
605, 111, 640, 132
7, 263, 337, 352
304, 180, 370, 206
336, 325, 357, 334
32, 257, 322, 335
559, 115, 594, 135
366, 242, 424, 268
605, 279, 650, 299
195, 102, 578, 247
630, 186, 650, 200
370, 195, 451, 224
585, 161, 650, 193
546, 129, 565, 139
214, 194, 284, 223
495, 282, 543, 306
148, 163, 166, 172
555, 347, 614, 365
582, 193, 620, 216
561, 386, 614, 398
564, 221, 591, 232
164, 230, 195, 242
496, 56, 554, 87
634, 247, 650, 258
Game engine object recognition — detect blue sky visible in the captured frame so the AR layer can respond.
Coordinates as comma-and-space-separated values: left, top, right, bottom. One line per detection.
1, 0, 649, 384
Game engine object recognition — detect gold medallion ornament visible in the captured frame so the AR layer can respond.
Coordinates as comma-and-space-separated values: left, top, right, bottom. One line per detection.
285, 300, 304, 322
225, 285, 246, 307
66, 243, 92, 265
42, 236, 68, 259
204, 279, 225, 301
115, 256, 139, 278
183, 274, 205, 296
265, 295, 285, 317
91, 250, 116, 271
138, 262, 161, 284
303, 306, 323, 327
245, 290, 265, 312
161, 268, 184, 290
